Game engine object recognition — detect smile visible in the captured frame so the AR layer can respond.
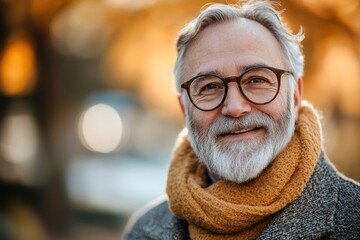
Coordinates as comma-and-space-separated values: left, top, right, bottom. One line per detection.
228, 127, 261, 134
218, 127, 265, 140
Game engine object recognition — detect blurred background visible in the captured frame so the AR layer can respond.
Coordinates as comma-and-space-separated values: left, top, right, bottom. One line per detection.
0, 0, 359, 239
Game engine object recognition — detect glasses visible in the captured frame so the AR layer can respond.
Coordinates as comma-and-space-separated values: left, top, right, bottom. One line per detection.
181, 66, 292, 111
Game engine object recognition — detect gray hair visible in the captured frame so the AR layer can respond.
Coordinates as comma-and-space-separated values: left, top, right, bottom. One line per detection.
174, 0, 304, 93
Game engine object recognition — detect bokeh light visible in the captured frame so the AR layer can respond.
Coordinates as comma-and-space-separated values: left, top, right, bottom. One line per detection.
78, 103, 123, 153
0, 101, 43, 186
0, 35, 37, 96
0, 102, 39, 165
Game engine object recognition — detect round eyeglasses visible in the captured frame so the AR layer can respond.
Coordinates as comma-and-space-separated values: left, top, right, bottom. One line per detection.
181, 66, 292, 111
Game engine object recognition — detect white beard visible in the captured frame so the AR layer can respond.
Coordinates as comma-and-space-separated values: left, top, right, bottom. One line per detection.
185, 94, 296, 184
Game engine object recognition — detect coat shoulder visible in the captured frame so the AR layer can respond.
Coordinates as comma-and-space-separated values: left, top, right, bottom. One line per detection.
332, 175, 360, 239
122, 196, 188, 240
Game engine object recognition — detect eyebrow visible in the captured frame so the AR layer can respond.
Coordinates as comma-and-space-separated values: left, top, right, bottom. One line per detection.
195, 70, 219, 77
194, 63, 270, 78
242, 63, 269, 72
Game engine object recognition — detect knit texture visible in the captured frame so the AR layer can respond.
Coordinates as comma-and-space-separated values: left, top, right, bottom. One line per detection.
166, 102, 322, 240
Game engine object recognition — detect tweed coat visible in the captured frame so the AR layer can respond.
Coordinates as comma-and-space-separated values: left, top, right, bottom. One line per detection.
123, 152, 360, 239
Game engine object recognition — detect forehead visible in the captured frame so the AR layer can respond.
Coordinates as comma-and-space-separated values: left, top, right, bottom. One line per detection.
182, 18, 287, 80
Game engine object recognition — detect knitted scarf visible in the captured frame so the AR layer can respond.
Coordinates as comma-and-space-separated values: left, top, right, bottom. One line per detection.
166, 102, 322, 239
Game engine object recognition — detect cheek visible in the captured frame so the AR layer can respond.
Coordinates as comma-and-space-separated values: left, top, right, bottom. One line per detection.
257, 89, 289, 120
185, 105, 217, 133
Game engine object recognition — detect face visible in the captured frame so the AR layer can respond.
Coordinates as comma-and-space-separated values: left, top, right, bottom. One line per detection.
180, 19, 302, 183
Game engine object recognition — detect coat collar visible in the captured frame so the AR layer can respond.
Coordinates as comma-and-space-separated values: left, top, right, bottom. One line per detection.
259, 151, 338, 239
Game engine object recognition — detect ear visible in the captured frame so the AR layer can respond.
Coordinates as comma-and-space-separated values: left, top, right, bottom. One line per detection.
294, 78, 303, 119
178, 96, 185, 116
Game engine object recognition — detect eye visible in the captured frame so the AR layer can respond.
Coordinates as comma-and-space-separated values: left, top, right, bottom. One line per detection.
248, 77, 268, 84
199, 82, 224, 94
191, 75, 224, 95
202, 83, 220, 90
241, 76, 274, 88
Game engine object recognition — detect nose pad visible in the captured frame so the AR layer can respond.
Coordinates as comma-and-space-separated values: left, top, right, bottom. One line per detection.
221, 83, 251, 117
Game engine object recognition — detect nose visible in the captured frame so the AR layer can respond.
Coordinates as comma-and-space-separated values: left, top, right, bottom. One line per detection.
221, 83, 251, 117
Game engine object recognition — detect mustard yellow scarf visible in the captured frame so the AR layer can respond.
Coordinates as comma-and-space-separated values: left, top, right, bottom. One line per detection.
166, 102, 322, 239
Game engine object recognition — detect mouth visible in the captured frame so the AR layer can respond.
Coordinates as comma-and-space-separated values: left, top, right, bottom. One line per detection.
218, 126, 264, 140
226, 126, 261, 134
219, 126, 262, 135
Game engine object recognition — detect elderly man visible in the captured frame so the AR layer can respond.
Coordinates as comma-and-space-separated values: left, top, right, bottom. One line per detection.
123, 0, 360, 239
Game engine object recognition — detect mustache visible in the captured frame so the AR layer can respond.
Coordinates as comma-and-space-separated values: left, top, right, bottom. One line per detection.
207, 112, 274, 136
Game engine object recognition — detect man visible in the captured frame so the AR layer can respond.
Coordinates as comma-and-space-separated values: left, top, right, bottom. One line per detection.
123, 0, 360, 239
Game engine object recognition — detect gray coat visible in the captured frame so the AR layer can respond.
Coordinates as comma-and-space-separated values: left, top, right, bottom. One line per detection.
123, 152, 360, 239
